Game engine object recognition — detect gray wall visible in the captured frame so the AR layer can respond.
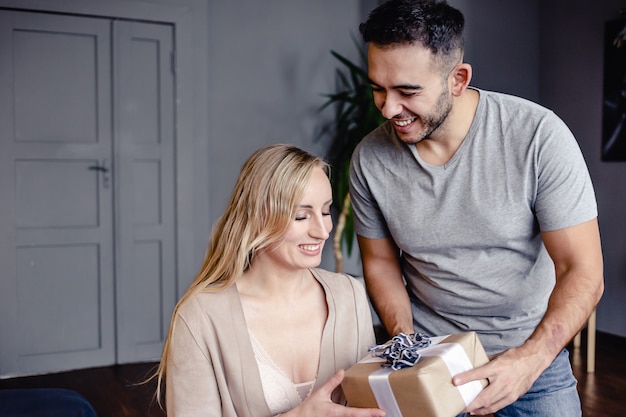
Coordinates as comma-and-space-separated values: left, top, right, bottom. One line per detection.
8, 0, 620, 339
201, 0, 368, 272
539, 0, 626, 338
451, 0, 540, 102
198, 0, 625, 338
204, 0, 364, 210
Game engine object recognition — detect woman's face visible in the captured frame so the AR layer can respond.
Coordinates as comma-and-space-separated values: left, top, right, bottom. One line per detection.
264, 167, 333, 271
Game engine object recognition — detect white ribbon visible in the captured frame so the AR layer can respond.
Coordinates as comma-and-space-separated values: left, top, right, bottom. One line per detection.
419, 342, 484, 406
368, 366, 403, 417
366, 337, 483, 415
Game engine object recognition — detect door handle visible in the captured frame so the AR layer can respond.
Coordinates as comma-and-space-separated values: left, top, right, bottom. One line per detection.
88, 159, 111, 189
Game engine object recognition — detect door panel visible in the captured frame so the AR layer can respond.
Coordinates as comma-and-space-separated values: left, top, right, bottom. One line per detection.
0, 11, 115, 376
17, 244, 101, 356
15, 159, 100, 228
113, 20, 176, 364
13, 25, 100, 144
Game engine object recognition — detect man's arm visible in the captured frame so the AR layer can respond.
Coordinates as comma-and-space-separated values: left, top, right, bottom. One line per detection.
526, 217, 604, 364
357, 235, 414, 336
455, 218, 604, 415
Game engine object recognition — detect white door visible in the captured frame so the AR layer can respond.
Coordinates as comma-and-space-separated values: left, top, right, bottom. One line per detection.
113, 20, 177, 364
0, 10, 176, 376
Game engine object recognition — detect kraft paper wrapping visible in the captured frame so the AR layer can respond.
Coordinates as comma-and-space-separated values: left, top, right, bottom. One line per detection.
341, 332, 489, 417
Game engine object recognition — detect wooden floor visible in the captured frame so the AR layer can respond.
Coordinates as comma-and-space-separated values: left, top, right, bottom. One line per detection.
0, 330, 624, 416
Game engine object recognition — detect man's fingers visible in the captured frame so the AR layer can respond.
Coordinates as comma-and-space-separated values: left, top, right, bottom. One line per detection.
452, 366, 490, 386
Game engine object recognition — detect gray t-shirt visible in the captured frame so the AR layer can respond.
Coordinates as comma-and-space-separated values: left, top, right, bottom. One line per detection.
349, 88, 598, 355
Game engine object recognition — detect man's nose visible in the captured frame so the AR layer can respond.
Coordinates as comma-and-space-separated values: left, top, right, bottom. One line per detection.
380, 94, 403, 120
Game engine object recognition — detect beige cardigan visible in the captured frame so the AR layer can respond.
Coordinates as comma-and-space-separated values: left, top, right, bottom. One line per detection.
165, 268, 375, 417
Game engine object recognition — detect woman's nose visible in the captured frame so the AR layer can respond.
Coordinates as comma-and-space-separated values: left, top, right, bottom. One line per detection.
310, 214, 331, 240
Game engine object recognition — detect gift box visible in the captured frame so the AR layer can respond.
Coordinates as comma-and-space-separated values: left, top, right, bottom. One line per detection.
341, 332, 489, 417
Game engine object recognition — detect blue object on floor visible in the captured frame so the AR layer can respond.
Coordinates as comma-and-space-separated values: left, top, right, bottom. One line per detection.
0, 388, 97, 416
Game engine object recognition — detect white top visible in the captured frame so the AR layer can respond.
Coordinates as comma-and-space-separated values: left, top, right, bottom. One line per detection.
248, 330, 316, 415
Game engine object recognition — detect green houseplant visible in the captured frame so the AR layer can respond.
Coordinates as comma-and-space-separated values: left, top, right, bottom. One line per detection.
320, 43, 385, 272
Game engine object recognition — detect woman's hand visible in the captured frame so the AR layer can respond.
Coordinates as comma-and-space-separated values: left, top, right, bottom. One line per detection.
286, 369, 386, 417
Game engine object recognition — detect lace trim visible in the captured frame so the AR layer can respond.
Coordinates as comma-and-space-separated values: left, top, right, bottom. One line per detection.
248, 330, 316, 414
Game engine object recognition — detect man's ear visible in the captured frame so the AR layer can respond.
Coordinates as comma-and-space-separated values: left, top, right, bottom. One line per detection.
449, 63, 472, 96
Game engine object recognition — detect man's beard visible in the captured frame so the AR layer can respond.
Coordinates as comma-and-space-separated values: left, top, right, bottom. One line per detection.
403, 86, 452, 145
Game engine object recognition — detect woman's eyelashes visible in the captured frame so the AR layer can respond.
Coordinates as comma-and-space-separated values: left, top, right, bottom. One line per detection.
294, 210, 332, 221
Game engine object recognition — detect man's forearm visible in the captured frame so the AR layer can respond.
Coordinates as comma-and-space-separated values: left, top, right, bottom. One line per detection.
522, 264, 603, 367
364, 270, 413, 336
358, 235, 416, 337
522, 219, 603, 369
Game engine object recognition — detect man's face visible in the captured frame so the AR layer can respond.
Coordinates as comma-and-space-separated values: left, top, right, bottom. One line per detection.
368, 43, 453, 145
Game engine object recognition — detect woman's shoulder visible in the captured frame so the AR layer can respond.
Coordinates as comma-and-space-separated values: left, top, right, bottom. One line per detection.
311, 268, 366, 294
311, 267, 351, 280
170, 285, 248, 356
176, 285, 238, 319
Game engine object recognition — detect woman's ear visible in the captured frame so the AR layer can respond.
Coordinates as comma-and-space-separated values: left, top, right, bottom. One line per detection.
449, 63, 472, 96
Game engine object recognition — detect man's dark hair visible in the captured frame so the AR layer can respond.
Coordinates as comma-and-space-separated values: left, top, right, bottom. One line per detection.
360, 0, 465, 70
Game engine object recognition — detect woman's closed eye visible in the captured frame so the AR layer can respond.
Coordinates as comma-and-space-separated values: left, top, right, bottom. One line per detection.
295, 213, 310, 221
295, 211, 332, 221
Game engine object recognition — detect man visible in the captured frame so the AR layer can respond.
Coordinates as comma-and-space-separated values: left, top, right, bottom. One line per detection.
349, 0, 604, 416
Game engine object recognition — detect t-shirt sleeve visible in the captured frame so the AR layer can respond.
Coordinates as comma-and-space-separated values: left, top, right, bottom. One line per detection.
349, 141, 391, 240
533, 111, 598, 231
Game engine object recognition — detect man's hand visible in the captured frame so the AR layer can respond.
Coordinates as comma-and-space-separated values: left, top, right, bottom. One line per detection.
451, 345, 551, 416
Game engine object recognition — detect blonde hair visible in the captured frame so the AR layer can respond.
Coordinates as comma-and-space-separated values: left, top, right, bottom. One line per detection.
153, 143, 329, 406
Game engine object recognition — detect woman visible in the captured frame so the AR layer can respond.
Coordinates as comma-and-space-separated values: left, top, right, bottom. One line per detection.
155, 144, 385, 417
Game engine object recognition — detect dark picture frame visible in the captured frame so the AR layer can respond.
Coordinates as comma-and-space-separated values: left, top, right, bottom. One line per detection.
602, 17, 626, 161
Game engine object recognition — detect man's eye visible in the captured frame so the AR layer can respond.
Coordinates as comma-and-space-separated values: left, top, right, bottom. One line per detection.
400, 91, 417, 97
